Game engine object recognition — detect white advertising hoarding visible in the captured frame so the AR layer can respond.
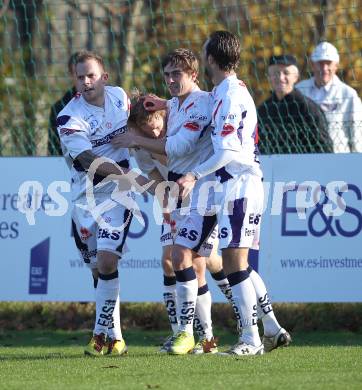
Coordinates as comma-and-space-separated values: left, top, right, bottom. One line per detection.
0, 155, 361, 302
259, 153, 362, 302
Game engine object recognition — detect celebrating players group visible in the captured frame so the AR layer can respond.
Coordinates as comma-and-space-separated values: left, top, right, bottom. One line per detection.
56, 30, 291, 357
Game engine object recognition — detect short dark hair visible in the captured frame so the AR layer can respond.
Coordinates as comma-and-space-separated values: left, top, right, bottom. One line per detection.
67, 51, 81, 73
269, 55, 297, 67
75, 50, 105, 72
161, 48, 199, 76
205, 31, 240, 72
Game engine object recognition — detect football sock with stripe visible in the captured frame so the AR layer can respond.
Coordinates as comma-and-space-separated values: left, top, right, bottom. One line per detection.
175, 266, 198, 335
228, 270, 261, 347
94, 271, 119, 336
247, 266, 281, 337
163, 275, 178, 334
194, 284, 213, 341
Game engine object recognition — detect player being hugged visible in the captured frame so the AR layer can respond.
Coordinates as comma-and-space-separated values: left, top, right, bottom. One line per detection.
112, 49, 236, 355
117, 92, 236, 354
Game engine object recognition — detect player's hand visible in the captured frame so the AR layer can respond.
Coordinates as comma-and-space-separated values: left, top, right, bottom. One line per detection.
177, 172, 197, 199
163, 211, 171, 224
143, 94, 167, 111
112, 132, 137, 149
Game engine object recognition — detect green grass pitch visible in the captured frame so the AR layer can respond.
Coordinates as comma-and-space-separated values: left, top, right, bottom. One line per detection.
1, 330, 361, 390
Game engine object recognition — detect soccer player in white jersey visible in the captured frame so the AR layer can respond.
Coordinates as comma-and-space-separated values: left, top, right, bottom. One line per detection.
126, 95, 181, 346
119, 92, 235, 354
178, 31, 291, 355
57, 51, 150, 356
113, 49, 234, 354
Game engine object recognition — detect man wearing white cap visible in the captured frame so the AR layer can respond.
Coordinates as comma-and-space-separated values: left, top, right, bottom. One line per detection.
296, 41, 362, 153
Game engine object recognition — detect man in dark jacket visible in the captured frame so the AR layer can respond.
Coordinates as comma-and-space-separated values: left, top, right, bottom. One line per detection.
48, 52, 80, 155
257, 55, 333, 154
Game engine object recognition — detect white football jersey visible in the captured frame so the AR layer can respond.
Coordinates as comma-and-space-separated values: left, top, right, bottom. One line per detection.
210, 75, 262, 179
57, 86, 130, 200
165, 87, 213, 177
131, 148, 168, 180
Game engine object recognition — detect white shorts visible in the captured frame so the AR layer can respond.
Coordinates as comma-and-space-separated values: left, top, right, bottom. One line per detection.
160, 219, 177, 247
215, 173, 263, 250
172, 209, 218, 257
72, 196, 133, 269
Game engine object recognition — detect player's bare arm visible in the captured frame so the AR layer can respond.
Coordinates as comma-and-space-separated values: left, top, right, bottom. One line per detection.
76, 149, 158, 195
112, 133, 167, 155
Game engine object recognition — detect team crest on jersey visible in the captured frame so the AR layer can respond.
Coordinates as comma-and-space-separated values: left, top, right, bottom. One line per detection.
115, 99, 124, 109
184, 122, 200, 131
89, 119, 99, 131
80, 227, 92, 241
221, 123, 235, 136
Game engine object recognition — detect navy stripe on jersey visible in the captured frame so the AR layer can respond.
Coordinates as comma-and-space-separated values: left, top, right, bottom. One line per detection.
199, 121, 211, 140
73, 158, 129, 172
72, 219, 90, 263
91, 125, 128, 148
167, 171, 183, 209
191, 215, 217, 254
167, 171, 183, 182
228, 197, 247, 248
116, 209, 133, 254
215, 167, 233, 183
56, 115, 71, 126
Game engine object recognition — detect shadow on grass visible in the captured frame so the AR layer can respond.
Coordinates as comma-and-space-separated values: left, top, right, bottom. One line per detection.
1, 330, 362, 349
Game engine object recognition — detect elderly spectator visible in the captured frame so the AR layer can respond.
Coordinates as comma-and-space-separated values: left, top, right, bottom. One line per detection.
258, 55, 333, 154
296, 42, 362, 153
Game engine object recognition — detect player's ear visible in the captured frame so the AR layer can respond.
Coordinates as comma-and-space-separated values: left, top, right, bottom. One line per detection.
190, 71, 198, 82
102, 72, 109, 82
207, 54, 216, 67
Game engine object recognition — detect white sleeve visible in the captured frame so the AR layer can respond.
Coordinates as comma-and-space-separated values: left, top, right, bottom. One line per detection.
212, 93, 244, 153
57, 113, 92, 159
192, 149, 239, 179
132, 148, 157, 175
165, 99, 211, 157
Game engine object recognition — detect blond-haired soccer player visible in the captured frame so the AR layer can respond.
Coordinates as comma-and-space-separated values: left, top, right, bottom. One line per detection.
113, 49, 236, 354
117, 91, 234, 354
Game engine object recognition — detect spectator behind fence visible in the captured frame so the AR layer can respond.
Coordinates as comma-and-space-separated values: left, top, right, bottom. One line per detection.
296, 42, 362, 153
257, 55, 333, 154
48, 52, 80, 155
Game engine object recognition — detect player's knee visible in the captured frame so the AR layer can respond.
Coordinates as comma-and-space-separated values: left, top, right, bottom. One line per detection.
171, 245, 192, 270
162, 257, 174, 276
193, 256, 206, 282
162, 246, 174, 275
206, 253, 223, 274
97, 250, 119, 274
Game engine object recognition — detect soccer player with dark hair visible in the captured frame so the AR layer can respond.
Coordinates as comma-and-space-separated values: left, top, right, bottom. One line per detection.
178, 31, 291, 355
